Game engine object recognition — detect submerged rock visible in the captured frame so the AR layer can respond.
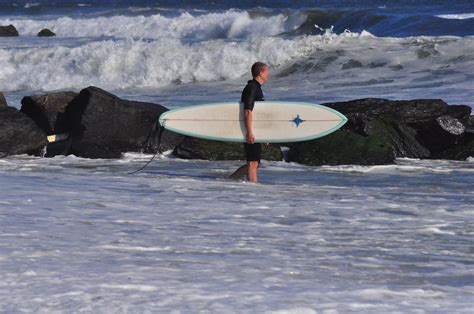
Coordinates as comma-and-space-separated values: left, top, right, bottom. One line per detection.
0, 107, 47, 157
0, 25, 19, 37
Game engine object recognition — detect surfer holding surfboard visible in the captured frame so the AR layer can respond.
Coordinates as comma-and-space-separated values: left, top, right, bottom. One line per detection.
158, 65, 347, 182
230, 62, 269, 183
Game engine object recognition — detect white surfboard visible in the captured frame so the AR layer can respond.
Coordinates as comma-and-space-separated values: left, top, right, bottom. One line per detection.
159, 101, 347, 143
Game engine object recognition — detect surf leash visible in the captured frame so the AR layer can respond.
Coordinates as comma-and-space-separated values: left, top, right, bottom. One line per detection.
127, 118, 165, 175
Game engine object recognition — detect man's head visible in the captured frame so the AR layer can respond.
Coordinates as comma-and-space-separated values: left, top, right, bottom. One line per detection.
251, 62, 269, 84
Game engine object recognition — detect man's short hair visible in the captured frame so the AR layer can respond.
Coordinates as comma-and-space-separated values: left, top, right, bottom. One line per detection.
251, 62, 267, 78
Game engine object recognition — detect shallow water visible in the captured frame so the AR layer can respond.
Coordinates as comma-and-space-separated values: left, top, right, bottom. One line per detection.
1, 155, 473, 312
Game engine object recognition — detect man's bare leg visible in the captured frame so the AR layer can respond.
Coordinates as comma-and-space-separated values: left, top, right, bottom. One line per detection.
247, 161, 259, 183
229, 164, 247, 180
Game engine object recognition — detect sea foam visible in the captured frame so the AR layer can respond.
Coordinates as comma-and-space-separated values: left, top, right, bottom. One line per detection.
2, 10, 304, 40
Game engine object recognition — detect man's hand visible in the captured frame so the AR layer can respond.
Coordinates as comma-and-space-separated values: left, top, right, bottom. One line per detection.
246, 131, 256, 144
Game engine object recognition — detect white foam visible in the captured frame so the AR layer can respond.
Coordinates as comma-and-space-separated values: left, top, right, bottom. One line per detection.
1, 31, 471, 97
0, 34, 332, 91
319, 164, 454, 174
97, 245, 172, 252
0, 152, 473, 312
267, 308, 317, 314
24, 2, 40, 9
419, 227, 456, 236
3, 10, 304, 40
437, 13, 474, 20
99, 284, 158, 292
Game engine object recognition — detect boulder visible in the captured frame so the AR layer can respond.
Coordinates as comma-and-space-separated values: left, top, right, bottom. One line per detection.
0, 25, 19, 37
325, 98, 451, 123
62, 86, 179, 158
173, 137, 282, 161
433, 138, 474, 160
287, 98, 472, 165
468, 116, 474, 130
409, 115, 469, 155
287, 117, 429, 165
0, 92, 7, 110
21, 91, 78, 135
0, 107, 47, 157
37, 28, 55, 37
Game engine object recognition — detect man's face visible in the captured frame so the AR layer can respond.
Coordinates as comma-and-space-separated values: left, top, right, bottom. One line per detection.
259, 66, 269, 84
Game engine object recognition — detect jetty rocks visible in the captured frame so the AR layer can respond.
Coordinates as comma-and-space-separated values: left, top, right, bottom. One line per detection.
1, 93, 47, 157
0, 25, 19, 37
0, 86, 473, 165
287, 98, 473, 165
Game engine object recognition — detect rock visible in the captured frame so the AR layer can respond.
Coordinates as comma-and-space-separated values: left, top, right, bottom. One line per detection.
37, 28, 55, 37
173, 137, 283, 161
21, 91, 78, 135
287, 98, 472, 165
342, 59, 363, 70
62, 86, 176, 158
0, 25, 19, 37
445, 105, 472, 123
287, 117, 429, 165
468, 116, 474, 128
410, 115, 468, 155
0, 107, 47, 157
326, 98, 451, 123
0, 92, 7, 111
433, 139, 474, 160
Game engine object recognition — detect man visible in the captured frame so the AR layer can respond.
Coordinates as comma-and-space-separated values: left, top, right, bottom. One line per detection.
230, 62, 269, 183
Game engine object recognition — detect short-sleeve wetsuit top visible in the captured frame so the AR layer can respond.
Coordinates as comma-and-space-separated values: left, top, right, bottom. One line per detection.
241, 79, 264, 111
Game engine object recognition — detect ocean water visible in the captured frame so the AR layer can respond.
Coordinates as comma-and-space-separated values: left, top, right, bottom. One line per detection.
1, 1, 474, 312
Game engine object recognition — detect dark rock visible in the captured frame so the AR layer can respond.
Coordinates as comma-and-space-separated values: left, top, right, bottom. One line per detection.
390, 64, 403, 71
44, 138, 72, 158
468, 116, 474, 128
410, 115, 468, 155
0, 92, 7, 111
0, 107, 47, 157
161, 129, 185, 153
287, 118, 429, 166
37, 28, 55, 37
445, 105, 471, 123
62, 86, 175, 158
0, 25, 19, 37
325, 98, 450, 123
342, 59, 363, 70
433, 139, 474, 160
21, 91, 78, 135
287, 98, 472, 165
174, 137, 282, 161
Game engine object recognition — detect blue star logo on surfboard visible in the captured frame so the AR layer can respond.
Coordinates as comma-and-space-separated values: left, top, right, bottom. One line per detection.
292, 114, 305, 127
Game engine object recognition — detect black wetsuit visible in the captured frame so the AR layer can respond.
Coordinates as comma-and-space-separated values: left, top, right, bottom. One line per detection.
241, 79, 264, 162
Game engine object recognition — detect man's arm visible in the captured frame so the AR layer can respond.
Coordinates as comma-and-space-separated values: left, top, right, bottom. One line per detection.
245, 109, 255, 144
